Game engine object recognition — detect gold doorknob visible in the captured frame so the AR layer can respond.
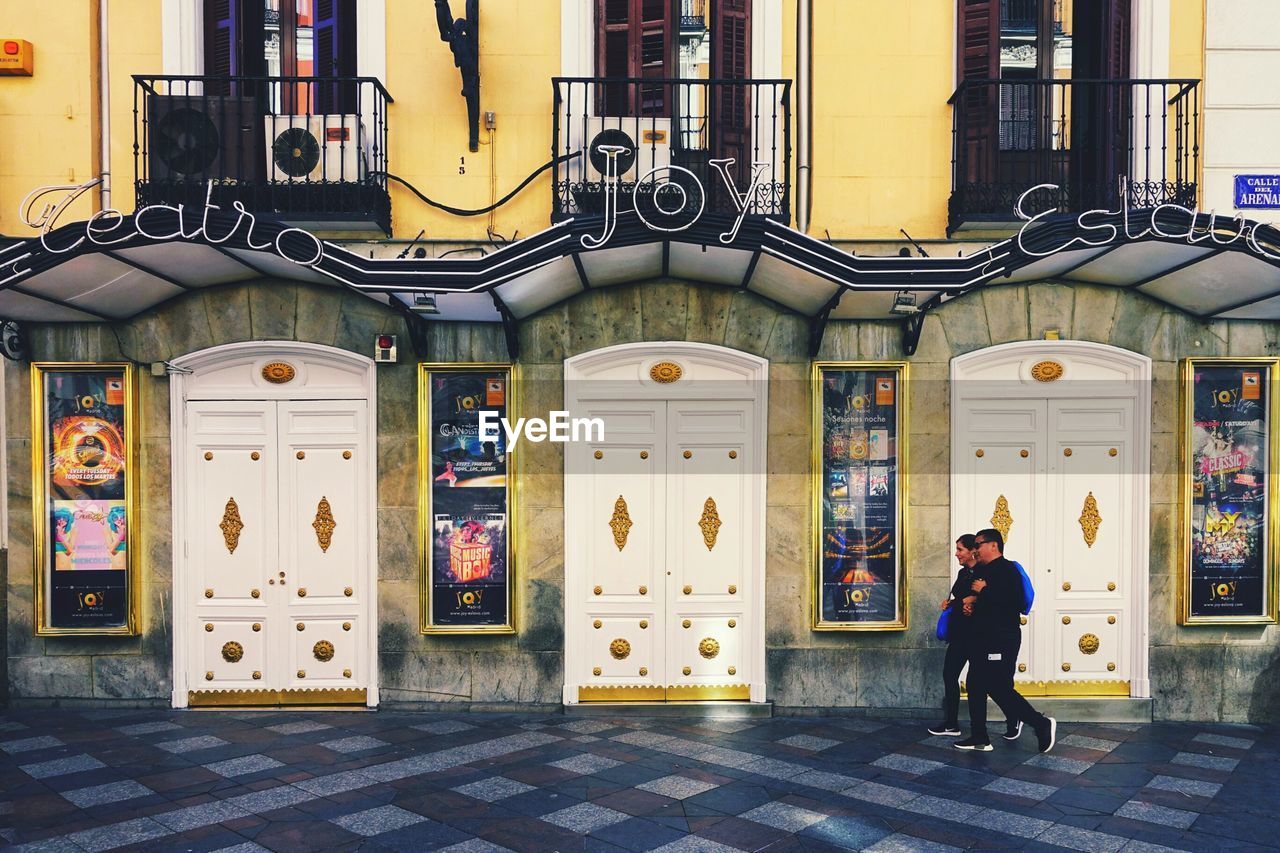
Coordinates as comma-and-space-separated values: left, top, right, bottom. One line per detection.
638, 586, 647, 595
251, 588, 260, 598
593, 667, 601, 676
593, 620, 602, 629
1107, 662, 1116, 672
1109, 448, 1118, 457
252, 671, 262, 680
252, 623, 261, 632
682, 619, 691, 628
297, 622, 305, 631
639, 667, 648, 676
1062, 582, 1071, 591
593, 586, 602, 595
1064, 448, 1073, 456
1018, 663, 1027, 673
1020, 449, 1029, 458
1107, 616, 1116, 624
204, 452, 214, 461
344, 587, 353, 597
342, 622, 351, 631
251, 451, 261, 461
343, 450, 352, 460
683, 585, 692, 595
204, 623, 214, 632
1061, 663, 1071, 672
683, 450, 692, 459
728, 666, 737, 675
1062, 616, 1071, 624
975, 449, 984, 457
298, 588, 307, 597
343, 669, 352, 678
1019, 616, 1027, 626
205, 671, 214, 681
729, 450, 737, 459
728, 619, 736, 628
640, 450, 649, 459
728, 585, 737, 594
297, 670, 306, 678
297, 451, 305, 460
639, 620, 648, 629
1107, 582, 1116, 591
205, 589, 214, 598
594, 450, 603, 459
683, 666, 692, 675
269, 579, 275, 585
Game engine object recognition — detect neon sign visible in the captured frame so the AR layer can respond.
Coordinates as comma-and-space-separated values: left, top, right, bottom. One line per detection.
581, 148, 774, 250
1014, 180, 1280, 263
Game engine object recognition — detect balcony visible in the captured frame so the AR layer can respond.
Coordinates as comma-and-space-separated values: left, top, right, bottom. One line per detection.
133, 75, 393, 234
552, 77, 791, 226
949, 78, 1200, 233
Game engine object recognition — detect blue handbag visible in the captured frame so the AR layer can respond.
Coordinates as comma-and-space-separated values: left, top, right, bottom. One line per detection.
935, 606, 953, 642
1013, 560, 1035, 615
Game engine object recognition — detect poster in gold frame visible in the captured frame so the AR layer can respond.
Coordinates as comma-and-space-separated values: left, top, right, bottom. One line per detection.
419, 364, 517, 634
31, 363, 140, 636
811, 362, 909, 631
1179, 357, 1280, 625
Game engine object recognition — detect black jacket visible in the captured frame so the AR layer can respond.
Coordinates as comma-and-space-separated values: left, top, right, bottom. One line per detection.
945, 565, 977, 642
969, 556, 1024, 643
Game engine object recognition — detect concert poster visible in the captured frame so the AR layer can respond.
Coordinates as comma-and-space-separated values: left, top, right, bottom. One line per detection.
419, 365, 516, 633
1183, 359, 1279, 624
813, 363, 908, 630
33, 364, 137, 634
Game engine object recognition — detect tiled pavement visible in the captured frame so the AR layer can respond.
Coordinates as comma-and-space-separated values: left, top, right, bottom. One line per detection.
0, 710, 1277, 851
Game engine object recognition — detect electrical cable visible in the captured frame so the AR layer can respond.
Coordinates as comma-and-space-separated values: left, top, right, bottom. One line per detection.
372, 151, 579, 218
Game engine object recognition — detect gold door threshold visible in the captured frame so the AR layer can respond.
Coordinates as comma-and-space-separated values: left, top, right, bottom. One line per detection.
578, 684, 750, 703
959, 680, 1130, 698
189, 687, 368, 708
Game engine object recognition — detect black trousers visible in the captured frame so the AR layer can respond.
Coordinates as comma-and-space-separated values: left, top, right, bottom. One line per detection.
966, 633, 1049, 741
943, 637, 1020, 728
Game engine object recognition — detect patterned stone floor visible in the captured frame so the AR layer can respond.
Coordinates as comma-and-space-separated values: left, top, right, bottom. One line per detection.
0, 709, 1276, 852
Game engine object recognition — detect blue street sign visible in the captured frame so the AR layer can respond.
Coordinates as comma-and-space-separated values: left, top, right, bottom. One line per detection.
1234, 175, 1280, 209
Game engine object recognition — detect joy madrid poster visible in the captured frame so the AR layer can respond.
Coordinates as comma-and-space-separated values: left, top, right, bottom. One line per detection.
420, 365, 515, 633
1183, 359, 1279, 623
33, 364, 137, 634
814, 363, 908, 630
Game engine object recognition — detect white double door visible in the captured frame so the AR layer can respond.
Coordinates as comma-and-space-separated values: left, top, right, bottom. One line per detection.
185, 399, 369, 697
566, 398, 757, 701
954, 396, 1137, 689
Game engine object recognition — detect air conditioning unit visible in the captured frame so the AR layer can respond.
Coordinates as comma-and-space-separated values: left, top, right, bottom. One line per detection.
265, 114, 366, 183
147, 95, 262, 182
570, 117, 672, 182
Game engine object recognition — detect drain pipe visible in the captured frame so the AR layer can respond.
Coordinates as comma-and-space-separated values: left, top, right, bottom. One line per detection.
796, 0, 812, 234
98, 0, 111, 211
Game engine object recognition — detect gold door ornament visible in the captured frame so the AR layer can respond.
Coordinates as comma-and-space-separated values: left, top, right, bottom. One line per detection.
649, 361, 683, 383
220, 498, 245, 554
1078, 492, 1101, 548
609, 495, 633, 551
261, 362, 297, 384
991, 495, 1013, 542
312, 496, 336, 552
1031, 360, 1065, 382
221, 641, 244, 663
313, 640, 335, 662
699, 638, 720, 659
699, 497, 722, 551
609, 638, 631, 660
1078, 633, 1100, 655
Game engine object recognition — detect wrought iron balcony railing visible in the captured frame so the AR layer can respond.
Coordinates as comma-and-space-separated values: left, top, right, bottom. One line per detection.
552, 77, 791, 225
949, 78, 1200, 232
133, 75, 393, 234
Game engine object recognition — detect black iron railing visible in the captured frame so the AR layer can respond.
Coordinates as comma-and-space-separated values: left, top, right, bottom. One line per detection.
133, 75, 393, 233
552, 77, 791, 224
949, 78, 1199, 231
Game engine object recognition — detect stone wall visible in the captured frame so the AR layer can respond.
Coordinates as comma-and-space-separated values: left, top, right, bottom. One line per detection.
5, 276, 1279, 721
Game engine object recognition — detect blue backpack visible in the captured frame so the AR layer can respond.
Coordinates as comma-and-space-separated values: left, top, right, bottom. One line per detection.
1012, 560, 1034, 615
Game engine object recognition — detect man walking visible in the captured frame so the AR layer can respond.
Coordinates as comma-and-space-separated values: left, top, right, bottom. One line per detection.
954, 528, 1056, 753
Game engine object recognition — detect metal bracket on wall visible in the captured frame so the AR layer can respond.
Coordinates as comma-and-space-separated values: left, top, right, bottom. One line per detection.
394, 303, 432, 359
808, 292, 842, 357
900, 293, 943, 357
490, 291, 520, 361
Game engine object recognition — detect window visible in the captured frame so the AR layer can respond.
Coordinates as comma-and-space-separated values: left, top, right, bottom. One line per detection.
205, 0, 356, 111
